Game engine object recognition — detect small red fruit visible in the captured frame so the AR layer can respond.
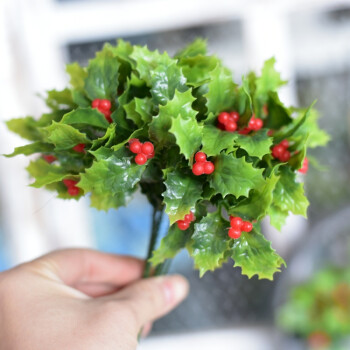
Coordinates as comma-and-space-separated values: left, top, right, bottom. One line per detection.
242, 221, 253, 233
63, 179, 77, 188
130, 140, 142, 154
280, 139, 289, 148
195, 152, 207, 163
184, 212, 194, 223
99, 99, 111, 111
218, 112, 230, 125
238, 127, 251, 135
253, 118, 263, 130
230, 217, 243, 229
229, 111, 240, 122
228, 228, 241, 239
272, 145, 285, 159
225, 121, 237, 132
68, 186, 80, 196
129, 138, 138, 144
298, 157, 309, 174
147, 151, 155, 159
203, 161, 215, 175
73, 143, 86, 153
192, 162, 204, 176
141, 142, 154, 156
91, 99, 100, 108
248, 118, 256, 130
42, 155, 57, 163
177, 220, 190, 230
103, 110, 112, 123
217, 122, 226, 131
135, 153, 147, 165
279, 150, 291, 162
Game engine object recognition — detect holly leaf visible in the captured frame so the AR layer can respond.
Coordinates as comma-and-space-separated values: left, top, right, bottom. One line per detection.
66, 62, 87, 90
5, 142, 54, 157
78, 148, 145, 210
174, 38, 207, 58
89, 188, 136, 211
61, 108, 110, 129
268, 204, 289, 231
231, 174, 280, 221
265, 92, 292, 129
201, 125, 237, 156
124, 99, 143, 128
273, 167, 309, 217
163, 169, 203, 225
210, 153, 265, 198
149, 89, 196, 145
232, 228, 286, 280
43, 122, 90, 150
45, 89, 75, 110
204, 65, 236, 114
26, 158, 69, 188
130, 46, 187, 105
256, 57, 286, 100
189, 211, 230, 277
134, 97, 153, 123
150, 224, 193, 266
169, 114, 203, 159
6, 117, 44, 141
234, 130, 273, 159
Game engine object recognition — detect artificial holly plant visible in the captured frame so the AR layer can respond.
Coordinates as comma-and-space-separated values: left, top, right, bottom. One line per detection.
5, 39, 329, 280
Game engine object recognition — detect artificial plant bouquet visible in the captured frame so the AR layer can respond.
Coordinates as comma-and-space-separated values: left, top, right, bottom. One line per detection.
5, 39, 328, 280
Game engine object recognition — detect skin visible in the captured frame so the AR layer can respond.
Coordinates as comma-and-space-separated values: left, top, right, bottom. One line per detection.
0, 249, 189, 350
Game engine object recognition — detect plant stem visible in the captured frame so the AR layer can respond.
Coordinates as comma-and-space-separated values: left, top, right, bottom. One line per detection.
143, 206, 164, 278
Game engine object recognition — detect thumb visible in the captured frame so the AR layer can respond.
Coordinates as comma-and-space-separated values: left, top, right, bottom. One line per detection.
112, 275, 189, 328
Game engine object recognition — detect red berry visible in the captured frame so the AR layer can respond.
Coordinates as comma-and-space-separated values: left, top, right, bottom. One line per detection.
272, 145, 285, 159
63, 179, 77, 188
203, 161, 215, 175
68, 186, 80, 196
192, 162, 204, 176
252, 118, 263, 130
130, 141, 142, 154
91, 99, 100, 108
218, 112, 230, 125
248, 118, 257, 130
184, 211, 194, 223
298, 157, 309, 174
147, 151, 155, 159
103, 110, 112, 123
242, 221, 253, 233
228, 227, 241, 239
73, 143, 86, 153
280, 139, 289, 148
195, 152, 207, 163
135, 153, 147, 165
230, 217, 243, 229
99, 99, 111, 111
42, 155, 56, 163
267, 130, 274, 136
217, 122, 226, 131
141, 142, 154, 156
177, 220, 190, 230
229, 111, 240, 122
279, 150, 291, 162
238, 127, 251, 135
129, 138, 138, 144
225, 121, 237, 132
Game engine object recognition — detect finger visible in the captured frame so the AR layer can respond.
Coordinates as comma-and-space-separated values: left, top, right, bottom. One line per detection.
141, 322, 153, 338
105, 275, 189, 328
30, 249, 144, 287
73, 282, 120, 297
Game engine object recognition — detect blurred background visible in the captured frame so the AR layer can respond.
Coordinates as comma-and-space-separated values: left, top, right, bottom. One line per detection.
1, 0, 350, 349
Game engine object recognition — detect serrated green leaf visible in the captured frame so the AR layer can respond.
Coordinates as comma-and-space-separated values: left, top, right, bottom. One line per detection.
149, 89, 196, 145
265, 92, 292, 129
150, 224, 193, 266
189, 211, 230, 277
84, 49, 119, 100
124, 99, 143, 127
134, 97, 153, 123
273, 167, 309, 217
6, 117, 44, 141
43, 121, 90, 150
26, 158, 69, 188
169, 114, 202, 159
174, 38, 207, 58
201, 125, 238, 157
66, 62, 87, 90
91, 124, 116, 150
89, 188, 136, 211
268, 204, 289, 231
256, 57, 286, 100
231, 174, 280, 221
5, 142, 54, 157
78, 148, 144, 210
210, 153, 265, 198
204, 65, 236, 114
232, 228, 286, 280
234, 130, 273, 159
61, 108, 109, 129
45, 89, 75, 110
163, 169, 203, 224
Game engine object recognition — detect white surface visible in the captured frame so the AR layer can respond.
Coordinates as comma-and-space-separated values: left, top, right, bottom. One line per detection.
139, 327, 274, 350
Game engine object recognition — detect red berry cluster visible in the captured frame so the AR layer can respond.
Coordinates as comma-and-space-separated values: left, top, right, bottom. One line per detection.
298, 157, 309, 174
271, 139, 291, 162
192, 152, 215, 176
177, 211, 195, 230
73, 143, 86, 153
63, 179, 80, 196
42, 154, 57, 163
217, 111, 239, 132
129, 139, 154, 165
92, 99, 112, 123
228, 216, 253, 239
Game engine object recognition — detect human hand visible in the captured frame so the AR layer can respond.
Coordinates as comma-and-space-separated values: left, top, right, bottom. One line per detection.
0, 249, 189, 349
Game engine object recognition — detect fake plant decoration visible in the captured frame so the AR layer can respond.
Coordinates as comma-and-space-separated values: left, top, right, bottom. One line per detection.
5, 39, 329, 280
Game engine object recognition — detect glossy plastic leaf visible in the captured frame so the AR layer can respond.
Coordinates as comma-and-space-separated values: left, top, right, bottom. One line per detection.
5, 142, 54, 157
210, 153, 265, 198
61, 108, 110, 129
66, 62, 87, 90
6, 117, 44, 141
232, 228, 286, 280
163, 169, 203, 225
189, 212, 230, 277
134, 97, 153, 123
174, 38, 207, 58
45, 89, 75, 110
265, 92, 292, 129
268, 204, 289, 231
